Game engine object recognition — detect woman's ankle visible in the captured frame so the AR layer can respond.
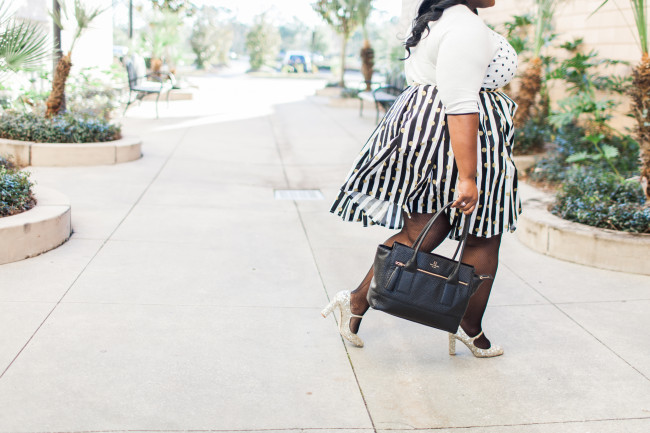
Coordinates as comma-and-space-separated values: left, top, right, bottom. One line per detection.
460, 321, 492, 349
460, 320, 481, 338
349, 290, 369, 316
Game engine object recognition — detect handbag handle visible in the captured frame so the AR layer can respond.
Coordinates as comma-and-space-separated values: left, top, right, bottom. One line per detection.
404, 203, 472, 286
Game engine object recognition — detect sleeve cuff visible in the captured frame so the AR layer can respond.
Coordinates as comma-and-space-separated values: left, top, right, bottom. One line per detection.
444, 100, 479, 115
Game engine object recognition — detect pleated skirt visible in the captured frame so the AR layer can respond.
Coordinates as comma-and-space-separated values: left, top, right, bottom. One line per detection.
330, 84, 522, 240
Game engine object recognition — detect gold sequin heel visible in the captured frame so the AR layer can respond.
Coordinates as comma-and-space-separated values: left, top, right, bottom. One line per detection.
449, 326, 503, 358
321, 291, 364, 347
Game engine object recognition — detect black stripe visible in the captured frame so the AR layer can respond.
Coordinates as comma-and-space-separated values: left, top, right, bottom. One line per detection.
331, 85, 521, 237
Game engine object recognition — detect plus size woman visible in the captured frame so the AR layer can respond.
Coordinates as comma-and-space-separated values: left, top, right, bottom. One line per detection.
322, 0, 520, 358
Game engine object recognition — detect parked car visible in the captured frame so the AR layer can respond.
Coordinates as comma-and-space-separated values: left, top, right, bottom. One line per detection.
279, 51, 313, 73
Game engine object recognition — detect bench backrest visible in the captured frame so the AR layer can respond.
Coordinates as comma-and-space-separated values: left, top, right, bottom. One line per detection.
125, 54, 147, 89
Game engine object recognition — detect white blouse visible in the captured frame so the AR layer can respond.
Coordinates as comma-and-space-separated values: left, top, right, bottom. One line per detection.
404, 5, 517, 114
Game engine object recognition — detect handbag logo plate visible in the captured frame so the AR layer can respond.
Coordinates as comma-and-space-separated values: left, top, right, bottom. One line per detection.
430, 261, 440, 269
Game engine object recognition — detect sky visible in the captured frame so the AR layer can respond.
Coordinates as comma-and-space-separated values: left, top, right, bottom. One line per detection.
190, 0, 402, 26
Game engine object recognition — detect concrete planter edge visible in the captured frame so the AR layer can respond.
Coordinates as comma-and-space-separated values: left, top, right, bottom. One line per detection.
0, 185, 72, 265
517, 183, 650, 276
0, 135, 142, 166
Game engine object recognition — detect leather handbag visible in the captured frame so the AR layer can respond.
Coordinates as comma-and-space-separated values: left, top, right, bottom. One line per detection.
367, 203, 492, 333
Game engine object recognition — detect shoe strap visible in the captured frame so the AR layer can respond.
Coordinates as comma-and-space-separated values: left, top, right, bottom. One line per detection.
350, 314, 364, 318
469, 330, 484, 342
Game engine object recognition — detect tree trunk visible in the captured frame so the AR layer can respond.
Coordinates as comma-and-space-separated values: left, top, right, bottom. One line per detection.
360, 39, 374, 91
339, 33, 347, 88
631, 53, 650, 201
151, 57, 162, 74
514, 56, 542, 130
45, 52, 72, 117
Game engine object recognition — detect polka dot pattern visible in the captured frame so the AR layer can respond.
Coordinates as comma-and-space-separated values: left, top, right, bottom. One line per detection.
483, 31, 517, 90
331, 84, 522, 239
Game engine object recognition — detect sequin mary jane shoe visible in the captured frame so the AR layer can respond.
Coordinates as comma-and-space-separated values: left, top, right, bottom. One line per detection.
449, 326, 504, 358
321, 290, 364, 347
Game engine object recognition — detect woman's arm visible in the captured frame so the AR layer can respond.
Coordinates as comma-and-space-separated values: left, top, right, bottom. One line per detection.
447, 113, 479, 215
434, 14, 493, 216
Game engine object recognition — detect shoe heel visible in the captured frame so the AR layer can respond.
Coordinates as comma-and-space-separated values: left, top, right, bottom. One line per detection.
449, 334, 456, 355
321, 298, 338, 318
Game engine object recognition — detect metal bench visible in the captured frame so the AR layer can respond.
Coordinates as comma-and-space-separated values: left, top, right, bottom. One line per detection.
358, 85, 403, 123
124, 54, 175, 119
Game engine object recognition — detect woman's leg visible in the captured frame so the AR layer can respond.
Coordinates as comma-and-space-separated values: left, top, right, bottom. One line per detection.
348, 211, 453, 333
458, 234, 502, 349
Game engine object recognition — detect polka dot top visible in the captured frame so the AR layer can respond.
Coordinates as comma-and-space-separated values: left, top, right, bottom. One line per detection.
483, 31, 518, 89
404, 5, 518, 114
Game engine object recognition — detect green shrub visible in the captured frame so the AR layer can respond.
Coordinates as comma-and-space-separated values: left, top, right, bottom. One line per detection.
546, 39, 629, 133
530, 124, 639, 184
0, 155, 15, 170
0, 164, 35, 217
514, 116, 551, 155
7, 66, 124, 119
0, 112, 121, 143
341, 88, 360, 98
65, 65, 125, 120
245, 13, 280, 71
552, 166, 649, 233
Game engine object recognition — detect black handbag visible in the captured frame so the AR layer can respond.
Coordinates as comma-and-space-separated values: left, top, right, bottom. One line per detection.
367, 203, 492, 333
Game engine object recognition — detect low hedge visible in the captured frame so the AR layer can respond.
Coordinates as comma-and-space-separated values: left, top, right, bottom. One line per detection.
0, 112, 121, 143
514, 117, 550, 155
552, 167, 649, 234
0, 157, 35, 217
530, 124, 639, 184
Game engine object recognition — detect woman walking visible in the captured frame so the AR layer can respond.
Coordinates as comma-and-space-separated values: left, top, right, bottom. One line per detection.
322, 0, 520, 358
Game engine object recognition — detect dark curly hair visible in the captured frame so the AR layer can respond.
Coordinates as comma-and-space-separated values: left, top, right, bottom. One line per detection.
403, 0, 478, 59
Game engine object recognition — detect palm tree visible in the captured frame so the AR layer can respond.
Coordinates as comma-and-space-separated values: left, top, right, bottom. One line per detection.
45, 0, 106, 117
312, 0, 366, 88
593, 0, 650, 200
0, 0, 50, 78
358, 0, 374, 91
515, 0, 560, 129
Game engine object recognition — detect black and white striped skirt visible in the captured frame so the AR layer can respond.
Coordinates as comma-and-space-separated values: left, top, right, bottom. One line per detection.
330, 84, 522, 240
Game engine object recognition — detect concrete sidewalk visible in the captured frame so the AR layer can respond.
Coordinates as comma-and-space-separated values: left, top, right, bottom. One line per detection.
0, 74, 649, 433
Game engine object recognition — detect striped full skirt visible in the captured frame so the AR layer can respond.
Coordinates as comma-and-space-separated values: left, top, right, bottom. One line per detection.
330, 84, 522, 240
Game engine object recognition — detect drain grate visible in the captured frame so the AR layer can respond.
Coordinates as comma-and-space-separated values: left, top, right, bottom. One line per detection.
274, 189, 325, 201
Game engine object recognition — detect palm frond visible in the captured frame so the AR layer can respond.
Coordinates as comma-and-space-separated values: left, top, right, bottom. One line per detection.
357, 0, 373, 38
591, 0, 648, 54
533, 0, 561, 57
74, 0, 107, 31
48, 0, 69, 31
0, 0, 13, 27
357, 0, 373, 24
629, 0, 648, 53
589, 0, 610, 18
69, 0, 109, 53
0, 19, 50, 74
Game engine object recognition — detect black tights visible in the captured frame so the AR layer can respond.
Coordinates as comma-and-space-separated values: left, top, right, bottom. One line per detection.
349, 211, 502, 349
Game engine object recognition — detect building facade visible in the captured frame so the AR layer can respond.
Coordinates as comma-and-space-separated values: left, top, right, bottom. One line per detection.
13, 0, 114, 71
400, 0, 643, 64
399, 0, 640, 127
480, 0, 642, 65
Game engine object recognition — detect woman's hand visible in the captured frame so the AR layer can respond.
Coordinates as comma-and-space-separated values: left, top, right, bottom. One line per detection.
452, 177, 478, 215
447, 114, 480, 216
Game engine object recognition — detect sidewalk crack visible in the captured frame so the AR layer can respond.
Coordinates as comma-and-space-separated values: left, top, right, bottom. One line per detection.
268, 111, 377, 433
502, 262, 650, 382
0, 126, 192, 380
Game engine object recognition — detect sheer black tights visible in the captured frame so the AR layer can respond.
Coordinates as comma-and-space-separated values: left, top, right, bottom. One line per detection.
349, 211, 502, 349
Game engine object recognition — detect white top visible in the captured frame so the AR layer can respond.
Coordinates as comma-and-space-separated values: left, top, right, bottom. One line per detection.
404, 5, 518, 114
